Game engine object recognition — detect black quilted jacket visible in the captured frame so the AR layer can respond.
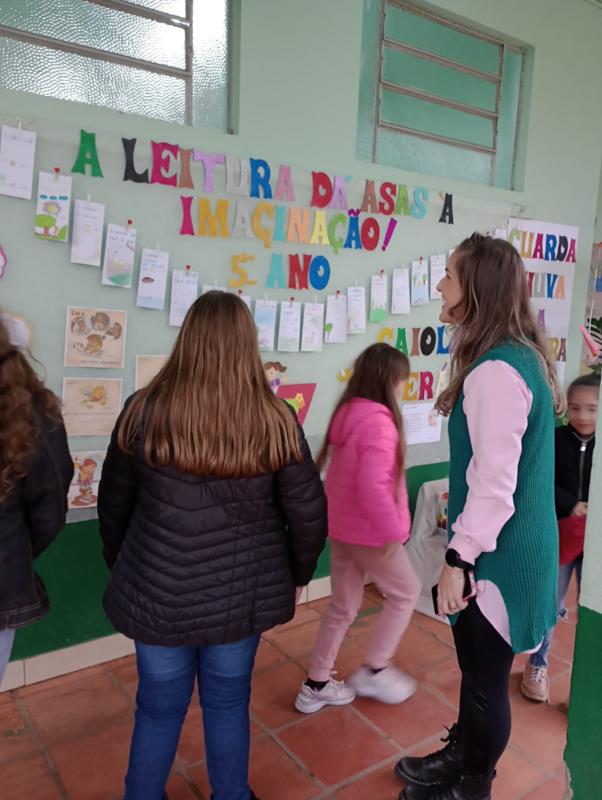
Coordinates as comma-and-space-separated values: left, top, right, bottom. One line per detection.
0, 415, 73, 629
98, 403, 327, 647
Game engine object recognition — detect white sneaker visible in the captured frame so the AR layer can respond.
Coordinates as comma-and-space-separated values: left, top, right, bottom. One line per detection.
347, 666, 417, 704
294, 677, 356, 714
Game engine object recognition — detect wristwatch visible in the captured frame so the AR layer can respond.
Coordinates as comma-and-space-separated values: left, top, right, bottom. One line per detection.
445, 548, 473, 571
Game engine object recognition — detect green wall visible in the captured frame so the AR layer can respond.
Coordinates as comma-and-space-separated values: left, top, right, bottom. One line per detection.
2, 0, 602, 661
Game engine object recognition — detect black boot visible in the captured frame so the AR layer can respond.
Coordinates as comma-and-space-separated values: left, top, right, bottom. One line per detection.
395, 724, 464, 787
399, 773, 493, 800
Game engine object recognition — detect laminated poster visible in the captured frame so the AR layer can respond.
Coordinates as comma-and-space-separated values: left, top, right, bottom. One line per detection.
64, 307, 126, 369
63, 378, 122, 437
68, 451, 105, 509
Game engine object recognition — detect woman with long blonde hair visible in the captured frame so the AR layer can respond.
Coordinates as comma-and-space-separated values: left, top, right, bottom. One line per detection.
0, 317, 72, 684
98, 291, 327, 800
396, 234, 564, 800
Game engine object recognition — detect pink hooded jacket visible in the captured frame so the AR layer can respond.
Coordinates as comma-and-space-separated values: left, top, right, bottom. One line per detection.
325, 398, 411, 547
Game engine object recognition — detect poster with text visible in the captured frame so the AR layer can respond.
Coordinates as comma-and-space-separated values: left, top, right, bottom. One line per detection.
507, 218, 578, 380
169, 269, 198, 327
35, 171, 72, 242
68, 451, 105, 509
63, 378, 122, 437
64, 307, 126, 369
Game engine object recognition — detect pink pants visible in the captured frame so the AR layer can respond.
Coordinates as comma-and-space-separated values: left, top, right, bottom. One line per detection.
308, 539, 421, 682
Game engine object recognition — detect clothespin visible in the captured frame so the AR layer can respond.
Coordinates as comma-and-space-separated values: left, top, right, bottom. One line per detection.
53, 167, 61, 181
86, 194, 91, 203
184, 264, 192, 272
379, 268, 384, 277
419, 256, 423, 263
289, 296, 295, 306
127, 218, 133, 228
336, 289, 341, 298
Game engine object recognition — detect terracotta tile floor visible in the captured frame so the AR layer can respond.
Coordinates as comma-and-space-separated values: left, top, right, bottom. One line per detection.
0, 584, 575, 800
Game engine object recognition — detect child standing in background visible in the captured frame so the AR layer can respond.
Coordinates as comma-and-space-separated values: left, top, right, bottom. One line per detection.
295, 343, 421, 714
521, 372, 600, 703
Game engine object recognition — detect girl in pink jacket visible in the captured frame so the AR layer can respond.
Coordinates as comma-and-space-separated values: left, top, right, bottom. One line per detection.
295, 344, 421, 713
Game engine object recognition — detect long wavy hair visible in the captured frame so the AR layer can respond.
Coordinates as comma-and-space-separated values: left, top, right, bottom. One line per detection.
435, 233, 565, 417
118, 291, 302, 476
316, 343, 410, 482
0, 317, 61, 501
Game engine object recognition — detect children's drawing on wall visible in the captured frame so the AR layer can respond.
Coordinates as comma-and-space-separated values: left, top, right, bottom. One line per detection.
62, 378, 122, 437
101, 223, 137, 288
35, 171, 72, 241
277, 383, 316, 426
264, 361, 288, 393
68, 452, 105, 509
64, 307, 127, 369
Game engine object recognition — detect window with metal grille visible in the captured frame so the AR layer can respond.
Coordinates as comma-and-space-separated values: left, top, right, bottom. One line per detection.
357, 0, 529, 189
0, 0, 231, 130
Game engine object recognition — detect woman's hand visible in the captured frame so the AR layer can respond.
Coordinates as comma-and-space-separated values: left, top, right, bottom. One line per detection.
436, 564, 469, 616
572, 501, 588, 517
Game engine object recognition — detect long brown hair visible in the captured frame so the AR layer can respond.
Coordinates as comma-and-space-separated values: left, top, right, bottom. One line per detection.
435, 233, 565, 417
316, 343, 410, 481
118, 291, 302, 476
0, 317, 61, 501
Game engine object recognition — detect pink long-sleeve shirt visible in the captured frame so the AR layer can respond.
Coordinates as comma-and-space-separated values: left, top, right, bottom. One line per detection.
448, 360, 534, 649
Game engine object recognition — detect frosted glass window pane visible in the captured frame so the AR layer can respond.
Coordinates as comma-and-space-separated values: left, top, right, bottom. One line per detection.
192, 0, 229, 131
123, 0, 186, 15
0, 37, 186, 124
377, 128, 493, 186
0, 0, 185, 69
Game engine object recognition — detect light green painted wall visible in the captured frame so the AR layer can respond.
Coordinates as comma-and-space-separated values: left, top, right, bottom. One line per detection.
0, 0, 601, 657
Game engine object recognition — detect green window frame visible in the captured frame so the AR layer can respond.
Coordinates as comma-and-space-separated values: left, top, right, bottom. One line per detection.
357, 0, 530, 189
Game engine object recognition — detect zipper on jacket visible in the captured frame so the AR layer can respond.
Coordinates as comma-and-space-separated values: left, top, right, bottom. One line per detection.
572, 430, 593, 501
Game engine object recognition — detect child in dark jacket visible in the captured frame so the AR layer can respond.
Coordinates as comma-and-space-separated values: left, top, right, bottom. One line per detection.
521, 372, 599, 703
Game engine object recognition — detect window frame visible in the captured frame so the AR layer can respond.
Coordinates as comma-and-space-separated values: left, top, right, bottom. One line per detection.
0, 0, 195, 124
367, 0, 527, 188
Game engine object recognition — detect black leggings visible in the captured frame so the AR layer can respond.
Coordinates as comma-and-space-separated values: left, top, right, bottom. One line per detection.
452, 599, 515, 777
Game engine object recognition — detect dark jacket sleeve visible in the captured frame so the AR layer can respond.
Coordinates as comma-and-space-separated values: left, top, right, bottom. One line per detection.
555, 486, 577, 519
22, 418, 74, 559
97, 414, 138, 569
276, 425, 328, 586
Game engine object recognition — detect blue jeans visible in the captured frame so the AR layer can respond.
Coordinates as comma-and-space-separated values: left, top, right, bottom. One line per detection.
0, 629, 16, 686
529, 556, 583, 668
125, 634, 260, 800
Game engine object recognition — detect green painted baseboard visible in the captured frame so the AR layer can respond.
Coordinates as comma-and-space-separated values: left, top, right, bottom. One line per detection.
11, 461, 449, 660
565, 605, 602, 799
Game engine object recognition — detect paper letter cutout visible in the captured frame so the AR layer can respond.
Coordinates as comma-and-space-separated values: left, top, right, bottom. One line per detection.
193, 151, 225, 192
250, 158, 272, 199
151, 141, 179, 187
72, 130, 103, 177
274, 164, 295, 202
122, 138, 149, 183
197, 198, 229, 237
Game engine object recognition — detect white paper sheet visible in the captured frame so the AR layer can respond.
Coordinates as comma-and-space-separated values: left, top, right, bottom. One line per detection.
254, 299, 278, 351
35, 171, 72, 242
301, 303, 325, 352
430, 254, 446, 300
136, 248, 169, 310
0, 125, 36, 200
370, 274, 388, 322
347, 286, 367, 334
391, 268, 411, 315
169, 269, 198, 327
70, 199, 105, 266
325, 293, 348, 343
411, 259, 429, 306
102, 223, 137, 288
402, 402, 442, 446
277, 301, 302, 352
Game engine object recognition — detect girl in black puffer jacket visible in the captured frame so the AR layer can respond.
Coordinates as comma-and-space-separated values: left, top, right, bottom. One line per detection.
98, 291, 327, 800
0, 317, 73, 685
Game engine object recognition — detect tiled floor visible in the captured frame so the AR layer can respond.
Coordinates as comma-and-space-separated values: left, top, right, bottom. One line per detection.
1, 584, 575, 800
